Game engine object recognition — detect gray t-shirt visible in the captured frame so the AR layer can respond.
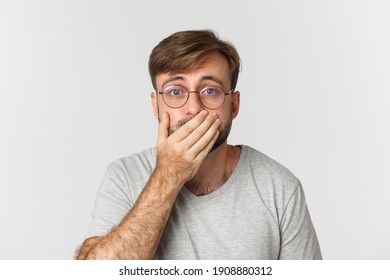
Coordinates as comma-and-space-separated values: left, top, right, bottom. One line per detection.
86, 145, 322, 259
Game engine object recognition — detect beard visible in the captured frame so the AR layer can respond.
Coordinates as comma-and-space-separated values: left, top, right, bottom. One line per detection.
167, 113, 233, 153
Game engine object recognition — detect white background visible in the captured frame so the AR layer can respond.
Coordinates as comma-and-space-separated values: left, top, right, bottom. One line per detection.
0, 0, 389, 259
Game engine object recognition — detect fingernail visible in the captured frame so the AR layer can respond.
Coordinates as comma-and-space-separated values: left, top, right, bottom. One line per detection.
202, 110, 208, 116
216, 119, 221, 125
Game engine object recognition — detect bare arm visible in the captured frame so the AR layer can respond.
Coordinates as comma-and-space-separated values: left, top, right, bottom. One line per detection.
77, 169, 182, 259
76, 110, 220, 259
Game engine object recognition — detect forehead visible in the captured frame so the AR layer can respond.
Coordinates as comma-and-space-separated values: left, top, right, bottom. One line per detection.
156, 52, 231, 89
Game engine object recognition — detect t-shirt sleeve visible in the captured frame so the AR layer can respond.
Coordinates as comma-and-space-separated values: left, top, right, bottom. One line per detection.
278, 182, 322, 260
85, 161, 134, 239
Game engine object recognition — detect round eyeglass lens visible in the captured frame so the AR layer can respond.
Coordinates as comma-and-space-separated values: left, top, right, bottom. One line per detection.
199, 86, 225, 109
162, 85, 188, 108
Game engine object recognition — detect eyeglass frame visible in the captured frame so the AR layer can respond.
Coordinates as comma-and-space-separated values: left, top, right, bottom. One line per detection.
158, 85, 235, 109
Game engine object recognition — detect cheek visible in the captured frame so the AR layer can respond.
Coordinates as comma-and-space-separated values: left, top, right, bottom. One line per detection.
213, 107, 232, 124
162, 109, 183, 128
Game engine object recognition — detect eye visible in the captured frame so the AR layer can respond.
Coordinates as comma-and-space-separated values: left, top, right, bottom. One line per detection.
164, 86, 185, 97
171, 89, 182, 96
202, 87, 221, 96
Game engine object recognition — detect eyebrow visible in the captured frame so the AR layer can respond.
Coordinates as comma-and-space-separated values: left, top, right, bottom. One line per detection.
161, 75, 227, 90
161, 76, 185, 89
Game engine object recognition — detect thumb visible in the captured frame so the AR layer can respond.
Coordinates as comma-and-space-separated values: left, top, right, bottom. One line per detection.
158, 112, 170, 145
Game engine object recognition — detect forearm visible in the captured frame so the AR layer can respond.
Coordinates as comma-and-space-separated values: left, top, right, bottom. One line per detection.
79, 170, 181, 260
77, 110, 220, 260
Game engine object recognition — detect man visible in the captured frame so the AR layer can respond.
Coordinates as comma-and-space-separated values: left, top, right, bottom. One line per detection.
76, 29, 322, 260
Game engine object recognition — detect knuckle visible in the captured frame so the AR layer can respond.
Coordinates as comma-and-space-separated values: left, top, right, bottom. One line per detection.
183, 152, 194, 162
173, 144, 184, 154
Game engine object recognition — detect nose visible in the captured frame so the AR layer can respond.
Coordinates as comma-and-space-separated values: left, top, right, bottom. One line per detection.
185, 91, 204, 115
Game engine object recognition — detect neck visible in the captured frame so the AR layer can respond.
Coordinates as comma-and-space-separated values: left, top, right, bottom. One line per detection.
185, 142, 241, 196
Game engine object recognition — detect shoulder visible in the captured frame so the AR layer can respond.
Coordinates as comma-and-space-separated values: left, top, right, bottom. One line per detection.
102, 147, 157, 193
238, 145, 304, 219
97, 147, 157, 205
241, 145, 299, 187
107, 147, 157, 175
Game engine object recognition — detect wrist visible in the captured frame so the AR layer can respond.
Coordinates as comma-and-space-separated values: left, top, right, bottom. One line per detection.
148, 168, 185, 203
152, 166, 184, 193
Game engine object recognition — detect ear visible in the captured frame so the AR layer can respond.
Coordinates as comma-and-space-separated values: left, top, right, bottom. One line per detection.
151, 92, 159, 119
231, 91, 240, 119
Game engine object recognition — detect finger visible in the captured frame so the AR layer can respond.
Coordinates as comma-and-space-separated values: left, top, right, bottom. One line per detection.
189, 118, 221, 157
195, 128, 220, 161
157, 112, 170, 146
180, 111, 218, 148
170, 110, 209, 142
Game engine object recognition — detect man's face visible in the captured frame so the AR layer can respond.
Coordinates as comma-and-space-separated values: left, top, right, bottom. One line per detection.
151, 52, 240, 151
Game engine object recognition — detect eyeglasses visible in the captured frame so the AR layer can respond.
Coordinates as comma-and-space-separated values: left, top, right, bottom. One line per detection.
158, 85, 234, 109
